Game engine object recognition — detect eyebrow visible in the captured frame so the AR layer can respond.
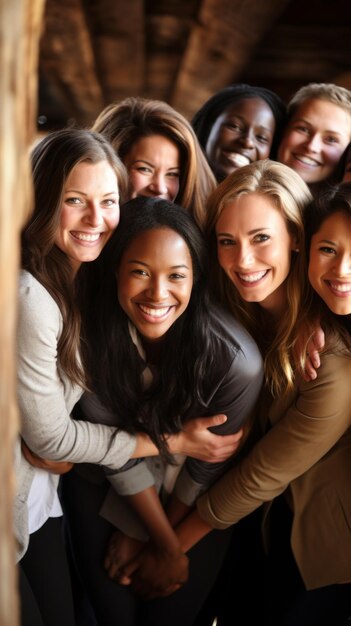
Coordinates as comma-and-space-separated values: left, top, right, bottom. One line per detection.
217, 227, 271, 236
225, 114, 273, 133
127, 259, 190, 269
294, 118, 343, 136
131, 159, 180, 170
65, 188, 118, 197
316, 238, 337, 245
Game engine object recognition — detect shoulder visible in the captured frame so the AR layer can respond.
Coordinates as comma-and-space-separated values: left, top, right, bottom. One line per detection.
19, 270, 60, 318
298, 330, 351, 402
208, 303, 263, 386
209, 303, 262, 364
18, 270, 62, 339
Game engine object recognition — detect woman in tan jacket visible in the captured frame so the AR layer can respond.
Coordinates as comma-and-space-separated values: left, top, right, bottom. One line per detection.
119, 162, 351, 625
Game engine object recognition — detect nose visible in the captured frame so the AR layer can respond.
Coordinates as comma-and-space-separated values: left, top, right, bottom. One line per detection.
333, 254, 351, 276
147, 276, 169, 300
304, 133, 322, 153
149, 173, 168, 196
83, 202, 103, 227
238, 128, 255, 148
235, 243, 254, 268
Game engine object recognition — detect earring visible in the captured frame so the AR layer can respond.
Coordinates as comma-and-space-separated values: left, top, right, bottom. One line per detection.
294, 247, 300, 252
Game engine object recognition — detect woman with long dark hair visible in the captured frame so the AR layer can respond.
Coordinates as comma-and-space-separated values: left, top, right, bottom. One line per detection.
62, 197, 263, 626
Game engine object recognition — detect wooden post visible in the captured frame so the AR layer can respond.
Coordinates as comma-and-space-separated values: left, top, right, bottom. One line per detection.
0, 0, 45, 623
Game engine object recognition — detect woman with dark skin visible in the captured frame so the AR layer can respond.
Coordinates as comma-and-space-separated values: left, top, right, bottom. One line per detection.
192, 83, 286, 181
62, 198, 263, 626
121, 165, 351, 626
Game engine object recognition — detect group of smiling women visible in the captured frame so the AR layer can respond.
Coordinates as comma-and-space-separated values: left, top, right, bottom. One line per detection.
16, 81, 351, 626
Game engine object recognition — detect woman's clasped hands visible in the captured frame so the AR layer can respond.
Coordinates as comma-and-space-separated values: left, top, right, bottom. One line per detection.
104, 530, 188, 600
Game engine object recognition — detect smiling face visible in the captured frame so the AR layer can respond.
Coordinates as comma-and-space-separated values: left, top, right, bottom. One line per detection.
216, 193, 296, 316
205, 97, 275, 181
124, 135, 181, 202
117, 227, 193, 341
54, 160, 120, 275
278, 98, 351, 185
309, 211, 351, 315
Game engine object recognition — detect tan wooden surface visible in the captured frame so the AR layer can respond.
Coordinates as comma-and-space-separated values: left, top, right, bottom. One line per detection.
0, 0, 45, 623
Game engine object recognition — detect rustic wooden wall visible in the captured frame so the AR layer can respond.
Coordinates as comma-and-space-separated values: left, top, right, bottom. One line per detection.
0, 0, 45, 622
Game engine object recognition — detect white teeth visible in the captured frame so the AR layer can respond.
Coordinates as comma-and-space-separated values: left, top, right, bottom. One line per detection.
227, 153, 250, 167
295, 155, 319, 166
72, 232, 101, 242
139, 304, 170, 317
329, 281, 351, 293
238, 270, 267, 283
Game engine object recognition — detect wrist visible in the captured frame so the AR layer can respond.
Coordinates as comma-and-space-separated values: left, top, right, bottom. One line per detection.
166, 432, 184, 455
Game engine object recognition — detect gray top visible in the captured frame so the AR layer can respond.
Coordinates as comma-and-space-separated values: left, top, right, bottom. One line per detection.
15, 271, 137, 560
77, 303, 264, 539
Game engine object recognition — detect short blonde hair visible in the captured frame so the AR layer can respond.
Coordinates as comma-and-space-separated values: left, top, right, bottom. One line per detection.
288, 82, 351, 118
206, 159, 313, 395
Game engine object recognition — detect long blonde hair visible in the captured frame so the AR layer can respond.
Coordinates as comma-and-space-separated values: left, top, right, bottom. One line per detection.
92, 97, 216, 229
206, 159, 313, 395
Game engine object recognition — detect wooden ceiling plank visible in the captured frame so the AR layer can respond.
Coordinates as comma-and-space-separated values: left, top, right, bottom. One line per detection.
170, 0, 292, 119
40, 0, 103, 124
81, 0, 145, 104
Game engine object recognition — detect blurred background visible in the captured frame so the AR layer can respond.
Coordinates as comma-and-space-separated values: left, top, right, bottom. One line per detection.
37, 0, 351, 131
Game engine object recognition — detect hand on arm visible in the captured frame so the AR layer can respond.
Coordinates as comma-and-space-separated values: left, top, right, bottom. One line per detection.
21, 439, 73, 475
132, 416, 243, 462
169, 415, 243, 462
294, 323, 325, 382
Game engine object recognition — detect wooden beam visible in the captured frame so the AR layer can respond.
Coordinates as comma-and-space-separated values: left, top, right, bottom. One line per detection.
82, 0, 145, 104
0, 0, 45, 623
143, 0, 201, 102
40, 0, 103, 124
170, 0, 292, 119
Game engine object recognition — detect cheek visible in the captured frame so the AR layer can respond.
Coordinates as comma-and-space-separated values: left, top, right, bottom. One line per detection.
324, 145, 345, 163
257, 143, 271, 158
217, 246, 229, 271
308, 257, 321, 292
105, 210, 120, 231
279, 131, 299, 155
169, 178, 180, 197
128, 171, 144, 194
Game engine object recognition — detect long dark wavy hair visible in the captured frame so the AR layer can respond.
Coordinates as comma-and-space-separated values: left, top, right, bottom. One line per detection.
21, 128, 128, 386
81, 197, 220, 459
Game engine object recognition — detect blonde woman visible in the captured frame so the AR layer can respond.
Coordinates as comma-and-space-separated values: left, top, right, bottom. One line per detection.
120, 161, 351, 625
278, 82, 351, 194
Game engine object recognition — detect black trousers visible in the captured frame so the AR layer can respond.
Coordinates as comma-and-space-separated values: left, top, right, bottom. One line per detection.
194, 497, 351, 626
62, 468, 235, 626
19, 516, 76, 626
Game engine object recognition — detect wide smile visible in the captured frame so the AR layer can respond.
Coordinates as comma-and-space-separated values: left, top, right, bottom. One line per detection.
236, 269, 269, 286
137, 303, 175, 322
325, 279, 351, 297
70, 231, 103, 243
292, 153, 321, 168
222, 151, 251, 168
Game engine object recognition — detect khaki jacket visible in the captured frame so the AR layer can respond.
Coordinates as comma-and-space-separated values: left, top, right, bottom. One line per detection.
197, 337, 351, 589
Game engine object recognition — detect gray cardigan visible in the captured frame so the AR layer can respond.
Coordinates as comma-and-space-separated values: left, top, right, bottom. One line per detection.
15, 271, 137, 560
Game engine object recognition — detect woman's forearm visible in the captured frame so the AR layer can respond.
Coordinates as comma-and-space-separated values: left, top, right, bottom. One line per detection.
175, 508, 213, 553
125, 486, 181, 555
